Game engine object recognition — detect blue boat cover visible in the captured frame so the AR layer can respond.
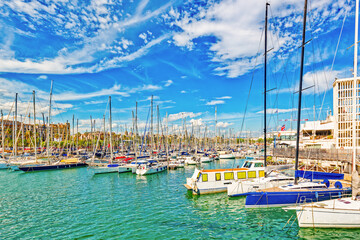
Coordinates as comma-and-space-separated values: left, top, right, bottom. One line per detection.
295, 170, 344, 180
107, 164, 119, 167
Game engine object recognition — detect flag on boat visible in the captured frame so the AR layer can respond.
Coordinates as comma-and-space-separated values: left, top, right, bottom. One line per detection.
281, 124, 285, 131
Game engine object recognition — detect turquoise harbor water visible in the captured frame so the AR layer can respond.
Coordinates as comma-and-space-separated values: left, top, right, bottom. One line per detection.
1, 159, 360, 239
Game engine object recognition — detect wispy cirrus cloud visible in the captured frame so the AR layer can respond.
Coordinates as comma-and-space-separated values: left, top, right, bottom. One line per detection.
165, 0, 351, 78
0, 78, 71, 116
206, 100, 225, 105
55, 83, 164, 101
0, 0, 173, 74
216, 96, 232, 100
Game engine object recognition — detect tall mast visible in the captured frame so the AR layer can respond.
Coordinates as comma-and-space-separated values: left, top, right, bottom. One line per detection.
264, 2, 269, 168
135, 101, 138, 136
103, 114, 106, 155
215, 106, 217, 150
294, 0, 308, 184
165, 112, 169, 158
76, 119, 79, 156
157, 105, 160, 151
72, 114, 74, 155
1, 110, 4, 161
47, 80, 53, 158
151, 95, 153, 155
21, 115, 24, 154
14, 93, 18, 157
33, 91, 37, 162
90, 115, 93, 151
353, 0, 359, 173
132, 110, 135, 137
109, 96, 113, 162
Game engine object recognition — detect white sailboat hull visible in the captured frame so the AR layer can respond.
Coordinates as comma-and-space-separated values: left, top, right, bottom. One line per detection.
219, 154, 235, 159
295, 197, 360, 228
227, 176, 294, 197
136, 165, 167, 175
200, 157, 211, 163
91, 166, 131, 174
185, 157, 197, 165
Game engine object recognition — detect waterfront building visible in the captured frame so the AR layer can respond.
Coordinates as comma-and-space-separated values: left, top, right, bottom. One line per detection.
272, 114, 335, 149
0, 119, 70, 142
301, 114, 335, 149
333, 77, 360, 149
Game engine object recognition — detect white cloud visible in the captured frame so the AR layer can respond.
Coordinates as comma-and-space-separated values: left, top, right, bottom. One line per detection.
206, 100, 225, 105
274, 68, 346, 95
139, 95, 160, 102
139, 32, 148, 43
55, 83, 163, 101
0, 1, 173, 74
37, 75, 47, 80
216, 121, 233, 128
164, 80, 173, 87
0, 78, 72, 117
180, 90, 187, 94
257, 108, 296, 114
303, 68, 342, 94
257, 108, 311, 114
167, 0, 351, 78
216, 96, 232, 100
190, 118, 203, 126
84, 100, 107, 105
167, 112, 202, 122
54, 84, 129, 101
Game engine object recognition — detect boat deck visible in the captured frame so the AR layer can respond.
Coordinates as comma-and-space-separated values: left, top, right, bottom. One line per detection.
183, 184, 193, 190
258, 187, 327, 193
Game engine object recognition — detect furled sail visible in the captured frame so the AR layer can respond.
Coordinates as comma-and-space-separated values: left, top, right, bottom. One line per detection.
352, 170, 360, 198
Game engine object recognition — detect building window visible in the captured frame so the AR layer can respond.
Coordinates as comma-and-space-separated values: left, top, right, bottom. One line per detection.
202, 174, 208, 182
216, 173, 221, 181
224, 172, 234, 180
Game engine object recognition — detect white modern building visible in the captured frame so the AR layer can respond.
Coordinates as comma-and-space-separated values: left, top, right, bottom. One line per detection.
333, 77, 360, 149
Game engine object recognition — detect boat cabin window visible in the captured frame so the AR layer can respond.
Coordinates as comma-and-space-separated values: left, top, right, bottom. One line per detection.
216, 173, 221, 181
254, 163, 264, 168
224, 172, 234, 180
237, 171, 246, 179
243, 161, 252, 168
248, 171, 256, 178
259, 170, 265, 177
202, 174, 208, 182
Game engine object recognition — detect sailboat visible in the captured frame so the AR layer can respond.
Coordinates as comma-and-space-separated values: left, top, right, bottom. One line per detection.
89, 96, 131, 175
135, 159, 167, 175
244, 0, 351, 208
135, 100, 168, 175
292, 0, 360, 228
226, 2, 295, 197
19, 81, 87, 172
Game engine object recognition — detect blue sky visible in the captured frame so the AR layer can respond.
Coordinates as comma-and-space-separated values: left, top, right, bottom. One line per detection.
0, 0, 356, 136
